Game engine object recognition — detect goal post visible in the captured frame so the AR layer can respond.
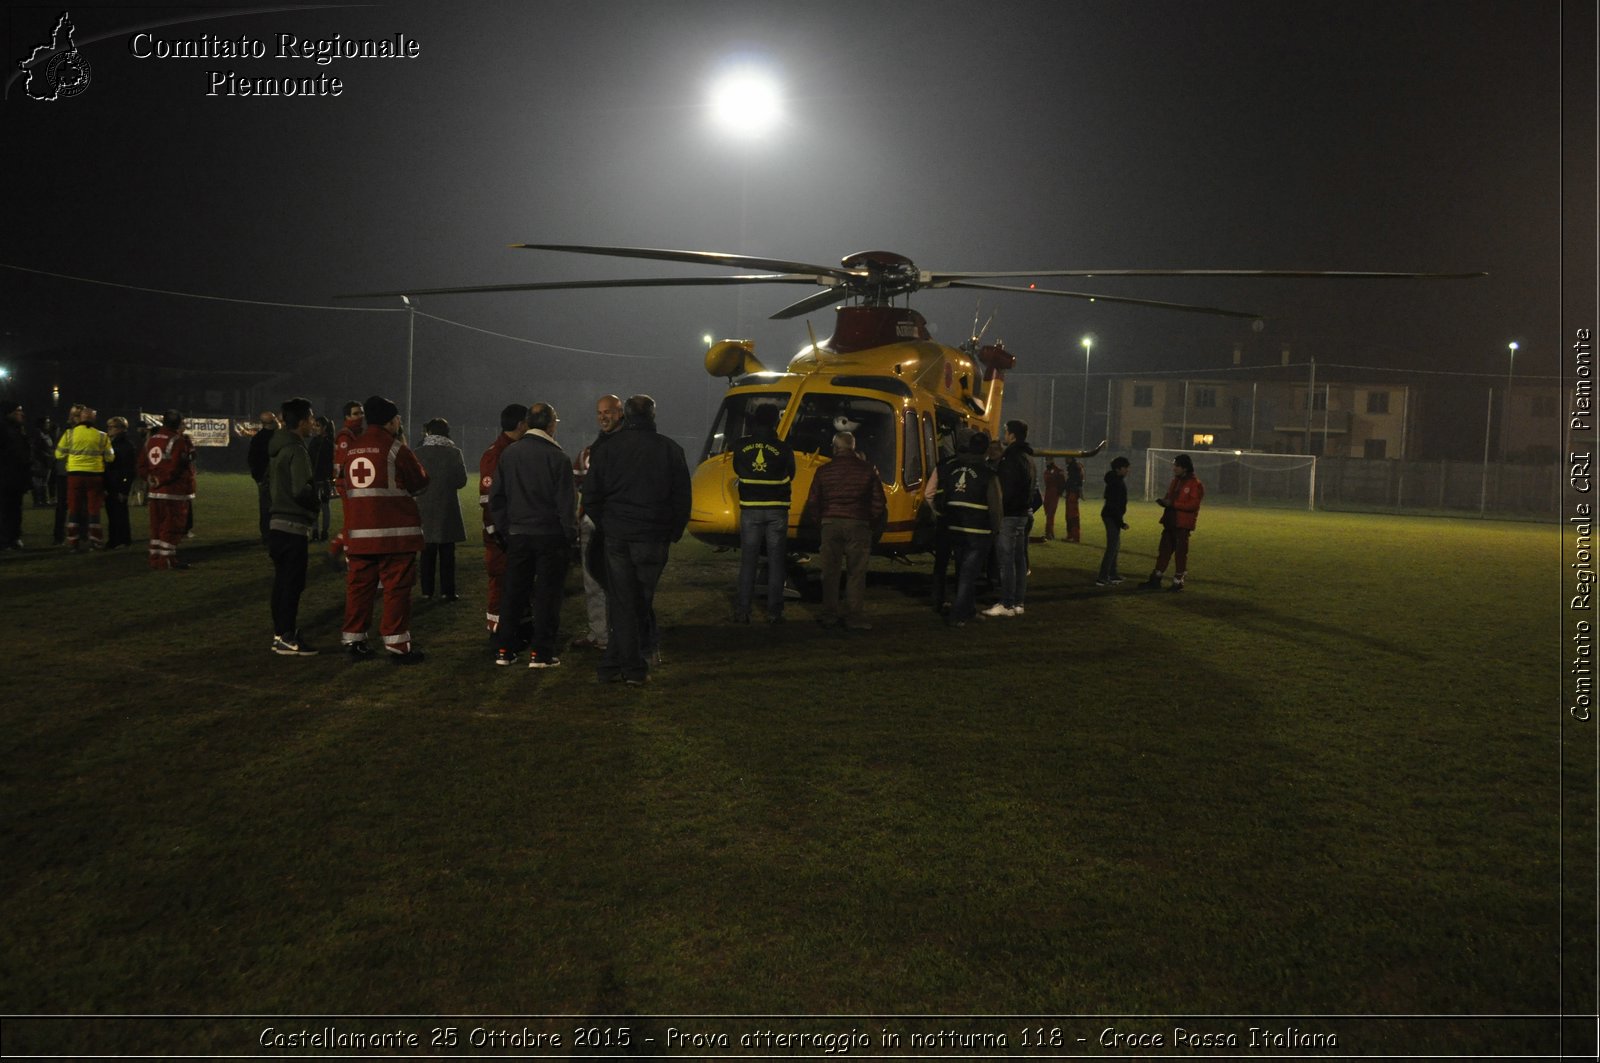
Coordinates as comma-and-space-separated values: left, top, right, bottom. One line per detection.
1144, 448, 1318, 511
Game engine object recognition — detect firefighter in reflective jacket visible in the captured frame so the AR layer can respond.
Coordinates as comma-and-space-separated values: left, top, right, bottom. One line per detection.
136, 410, 196, 570
933, 432, 1003, 626
731, 402, 795, 623
340, 395, 429, 663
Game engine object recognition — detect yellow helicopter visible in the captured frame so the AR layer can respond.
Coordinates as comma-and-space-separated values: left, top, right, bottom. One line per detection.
345, 243, 1480, 556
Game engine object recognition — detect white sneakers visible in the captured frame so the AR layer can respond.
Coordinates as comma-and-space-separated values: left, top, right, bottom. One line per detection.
980, 603, 1017, 618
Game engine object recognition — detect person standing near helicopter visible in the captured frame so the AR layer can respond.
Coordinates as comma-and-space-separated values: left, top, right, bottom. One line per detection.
571, 393, 623, 651
987, 419, 1036, 618
731, 401, 795, 624
804, 430, 887, 631
582, 394, 691, 685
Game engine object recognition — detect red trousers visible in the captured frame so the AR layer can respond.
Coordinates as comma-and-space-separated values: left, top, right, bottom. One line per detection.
1064, 490, 1081, 542
483, 535, 507, 633
65, 474, 105, 547
1155, 525, 1192, 575
147, 498, 189, 568
344, 552, 418, 654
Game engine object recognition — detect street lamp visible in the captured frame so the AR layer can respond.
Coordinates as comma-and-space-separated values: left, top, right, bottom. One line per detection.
1502, 341, 1518, 464
1080, 335, 1093, 444
400, 295, 416, 435
709, 63, 781, 335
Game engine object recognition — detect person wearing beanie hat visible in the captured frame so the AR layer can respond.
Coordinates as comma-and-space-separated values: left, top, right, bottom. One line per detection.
1143, 453, 1205, 591
338, 394, 429, 663
364, 394, 399, 429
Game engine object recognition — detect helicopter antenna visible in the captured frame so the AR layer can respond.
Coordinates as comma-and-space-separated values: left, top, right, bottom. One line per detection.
977, 308, 997, 345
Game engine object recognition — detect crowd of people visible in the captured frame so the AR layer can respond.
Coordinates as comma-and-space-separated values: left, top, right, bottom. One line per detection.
0, 393, 1205, 674
248, 391, 692, 686
0, 401, 150, 556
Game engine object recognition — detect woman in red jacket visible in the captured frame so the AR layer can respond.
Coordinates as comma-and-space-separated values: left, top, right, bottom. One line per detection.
1144, 453, 1204, 592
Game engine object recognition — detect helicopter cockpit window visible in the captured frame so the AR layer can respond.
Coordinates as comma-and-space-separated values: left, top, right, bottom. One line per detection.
788, 394, 896, 486
703, 393, 791, 461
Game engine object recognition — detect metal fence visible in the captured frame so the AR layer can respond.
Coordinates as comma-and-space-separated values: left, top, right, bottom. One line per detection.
1098, 448, 1560, 520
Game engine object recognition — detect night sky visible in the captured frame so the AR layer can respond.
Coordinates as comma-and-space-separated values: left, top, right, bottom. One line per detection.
2, 0, 1589, 450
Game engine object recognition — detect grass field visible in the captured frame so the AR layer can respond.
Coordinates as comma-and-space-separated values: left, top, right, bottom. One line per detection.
0, 475, 1580, 1056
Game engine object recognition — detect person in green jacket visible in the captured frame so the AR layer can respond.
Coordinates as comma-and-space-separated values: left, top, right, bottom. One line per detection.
267, 397, 321, 656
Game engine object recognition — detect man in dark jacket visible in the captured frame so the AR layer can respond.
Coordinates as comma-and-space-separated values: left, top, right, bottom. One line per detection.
732, 401, 795, 624
267, 397, 321, 655
1096, 456, 1131, 586
102, 416, 137, 549
247, 410, 279, 544
581, 394, 691, 685
989, 419, 1036, 617
0, 401, 29, 549
934, 432, 1003, 626
804, 430, 887, 630
489, 403, 576, 669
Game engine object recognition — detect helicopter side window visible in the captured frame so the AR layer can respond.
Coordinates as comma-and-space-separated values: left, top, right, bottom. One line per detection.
789, 394, 897, 486
702, 393, 790, 461
902, 411, 923, 488
922, 412, 939, 469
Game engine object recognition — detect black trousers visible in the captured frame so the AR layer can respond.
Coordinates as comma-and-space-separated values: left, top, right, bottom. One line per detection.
104, 491, 132, 547
495, 534, 569, 659
599, 538, 668, 682
420, 541, 457, 596
0, 486, 23, 547
256, 480, 271, 542
268, 529, 309, 638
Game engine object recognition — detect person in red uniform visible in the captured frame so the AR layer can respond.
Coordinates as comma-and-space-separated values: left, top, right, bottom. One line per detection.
1143, 453, 1205, 592
136, 409, 196, 570
1063, 456, 1084, 542
326, 399, 365, 568
478, 403, 528, 637
1041, 459, 1066, 540
340, 395, 428, 663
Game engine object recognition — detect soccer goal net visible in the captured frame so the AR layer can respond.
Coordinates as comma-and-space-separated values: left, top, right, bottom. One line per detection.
1143, 448, 1318, 510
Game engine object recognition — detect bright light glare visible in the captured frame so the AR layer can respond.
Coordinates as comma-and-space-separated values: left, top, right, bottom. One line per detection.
709, 68, 782, 136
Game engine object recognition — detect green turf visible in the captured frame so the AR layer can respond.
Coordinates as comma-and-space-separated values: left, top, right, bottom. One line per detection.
0, 476, 1573, 1054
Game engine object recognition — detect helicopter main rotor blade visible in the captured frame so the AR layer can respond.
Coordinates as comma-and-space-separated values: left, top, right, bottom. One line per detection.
932, 268, 1486, 282
511, 243, 860, 284
337, 273, 827, 300
770, 285, 852, 320
947, 281, 1262, 319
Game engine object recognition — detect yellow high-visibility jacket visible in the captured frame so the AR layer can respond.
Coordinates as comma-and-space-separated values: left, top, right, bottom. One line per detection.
55, 424, 114, 474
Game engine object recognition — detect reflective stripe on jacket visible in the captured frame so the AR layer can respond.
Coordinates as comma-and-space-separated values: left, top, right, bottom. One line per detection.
341, 426, 427, 554
56, 424, 113, 474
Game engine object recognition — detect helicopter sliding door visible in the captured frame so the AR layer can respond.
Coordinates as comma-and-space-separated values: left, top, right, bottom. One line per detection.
785, 394, 896, 485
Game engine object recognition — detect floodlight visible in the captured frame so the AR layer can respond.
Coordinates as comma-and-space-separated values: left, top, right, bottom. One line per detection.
709, 67, 782, 136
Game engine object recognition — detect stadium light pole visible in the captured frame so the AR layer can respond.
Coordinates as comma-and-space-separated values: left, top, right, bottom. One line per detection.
1080, 335, 1093, 444
1502, 341, 1518, 464
400, 295, 415, 436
